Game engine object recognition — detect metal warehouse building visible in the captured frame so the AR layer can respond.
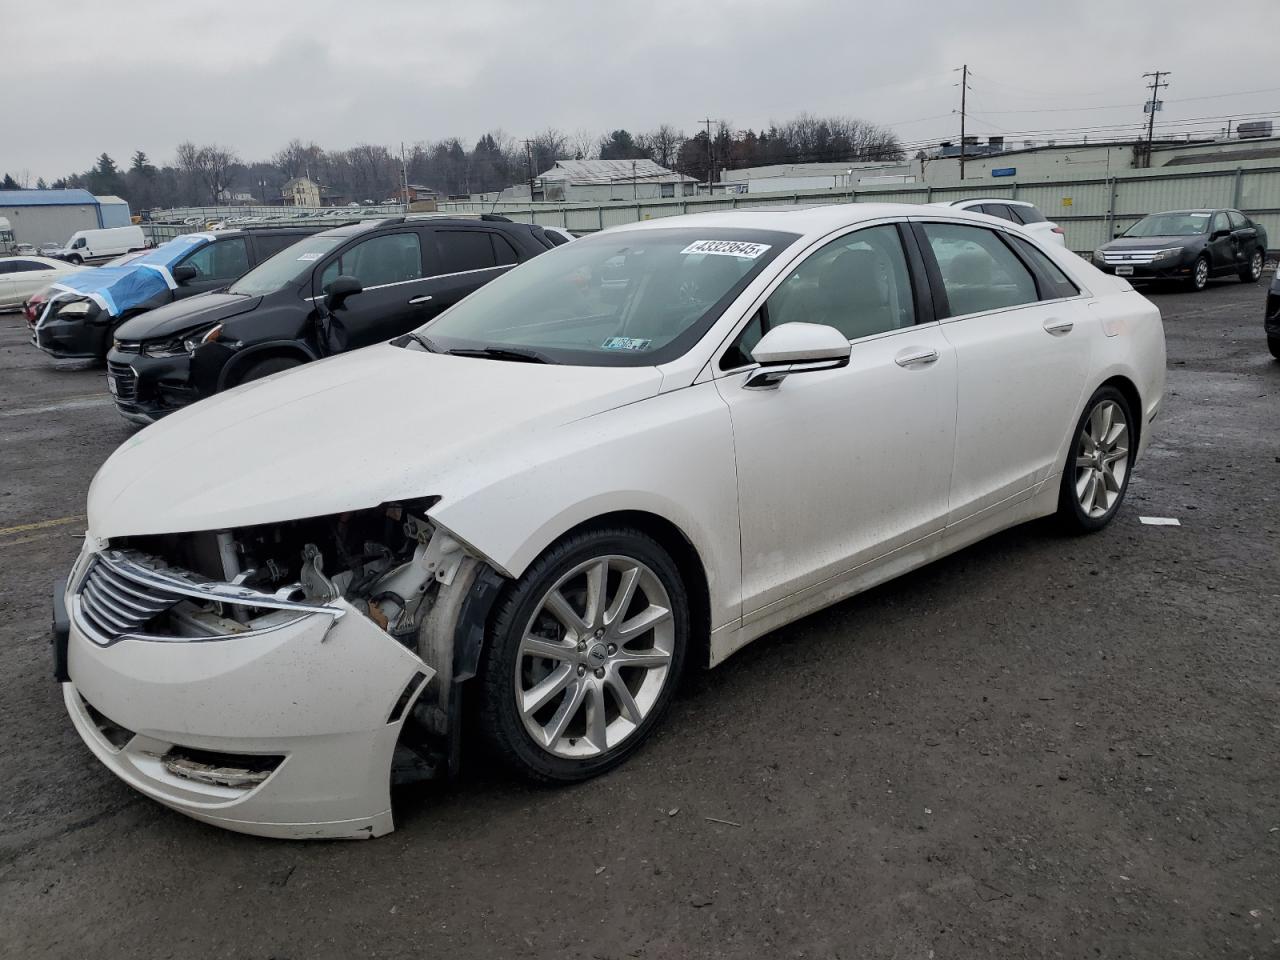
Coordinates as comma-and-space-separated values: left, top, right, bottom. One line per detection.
0, 189, 131, 248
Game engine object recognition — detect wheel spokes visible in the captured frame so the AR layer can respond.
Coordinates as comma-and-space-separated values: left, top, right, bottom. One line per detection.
521, 662, 576, 716
606, 673, 644, 725
584, 682, 609, 751
604, 565, 641, 629
583, 560, 609, 630
544, 588, 588, 638
615, 604, 671, 642
541, 679, 587, 746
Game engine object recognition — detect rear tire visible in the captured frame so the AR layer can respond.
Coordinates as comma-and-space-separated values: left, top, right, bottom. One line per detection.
476, 526, 689, 784
236, 356, 301, 385
1056, 386, 1135, 533
1268, 335, 1280, 361
1239, 249, 1264, 283
1186, 256, 1209, 292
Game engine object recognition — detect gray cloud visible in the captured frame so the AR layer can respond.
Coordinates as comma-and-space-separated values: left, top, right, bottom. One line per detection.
6, 0, 1276, 180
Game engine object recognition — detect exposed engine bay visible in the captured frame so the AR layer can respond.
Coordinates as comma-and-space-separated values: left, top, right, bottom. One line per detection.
105, 497, 499, 782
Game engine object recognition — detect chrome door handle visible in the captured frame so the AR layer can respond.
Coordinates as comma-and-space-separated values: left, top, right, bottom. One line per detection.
894, 348, 938, 367
1042, 317, 1074, 335
408, 295, 433, 305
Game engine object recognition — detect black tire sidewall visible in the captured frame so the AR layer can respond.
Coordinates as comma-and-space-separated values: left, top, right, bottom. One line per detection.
1057, 386, 1135, 533
1189, 256, 1208, 291
238, 356, 299, 385
478, 527, 689, 783
1240, 250, 1263, 283
1268, 335, 1280, 361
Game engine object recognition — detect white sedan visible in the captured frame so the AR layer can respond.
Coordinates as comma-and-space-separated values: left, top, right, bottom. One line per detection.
57, 204, 1165, 839
939, 198, 1068, 247
0, 256, 84, 310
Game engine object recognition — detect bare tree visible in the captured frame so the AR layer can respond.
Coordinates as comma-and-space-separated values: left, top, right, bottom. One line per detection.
194, 145, 239, 203
272, 138, 324, 180
639, 124, 684, 169
530, 128, 570, 176
568, 128, 597, 161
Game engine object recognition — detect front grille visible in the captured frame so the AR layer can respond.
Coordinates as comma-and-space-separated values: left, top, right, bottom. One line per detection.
106, 360, 138, 403
1102, 250, 1163, 265
77, 555, 185, 643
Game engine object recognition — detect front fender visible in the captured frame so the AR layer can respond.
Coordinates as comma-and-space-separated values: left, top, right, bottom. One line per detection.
428, 382, 742, 632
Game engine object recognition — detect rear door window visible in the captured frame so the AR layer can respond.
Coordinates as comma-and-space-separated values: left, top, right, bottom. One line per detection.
253, 233, 308, 261
920, 222, 1040, 316
435, 230, 498, 274
1007, 235, 1080, 300
1011, 204, 1047, 225
982, 203, 1018, 223
1227, 211, 1248, 230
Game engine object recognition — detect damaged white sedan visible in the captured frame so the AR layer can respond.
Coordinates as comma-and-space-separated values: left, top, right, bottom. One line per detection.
55, 204, 1165, 839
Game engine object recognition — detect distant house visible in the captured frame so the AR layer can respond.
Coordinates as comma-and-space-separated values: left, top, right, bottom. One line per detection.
279, 176, 323, 207
531, 159, 697, 202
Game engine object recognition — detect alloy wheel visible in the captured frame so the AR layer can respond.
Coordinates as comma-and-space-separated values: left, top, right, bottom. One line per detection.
515, 555, 674, 759
1250, 250, 1264, 281
1074, 399, 1130, 519
1193, 258, 1209, 289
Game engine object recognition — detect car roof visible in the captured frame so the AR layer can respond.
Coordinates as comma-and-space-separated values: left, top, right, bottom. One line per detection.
317, 216, 529, 239
596, 202, 1019, 242
948, 198, 1035, 208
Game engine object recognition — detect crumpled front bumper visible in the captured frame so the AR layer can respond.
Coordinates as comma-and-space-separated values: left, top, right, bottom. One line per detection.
61, 568, 433, 840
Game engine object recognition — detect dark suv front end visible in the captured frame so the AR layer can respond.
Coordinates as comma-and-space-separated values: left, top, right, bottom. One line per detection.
107, 336, 201, 424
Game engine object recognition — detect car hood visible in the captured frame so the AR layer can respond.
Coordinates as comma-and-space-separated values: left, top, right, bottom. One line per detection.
1102, 235, 1200, 250
88, 344, 664, 539
114, 293, 262, 340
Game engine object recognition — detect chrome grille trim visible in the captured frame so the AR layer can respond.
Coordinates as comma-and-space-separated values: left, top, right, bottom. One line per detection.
106, 360, 138, 403
72, 550, 344, 647
1102, 250, 1163, 265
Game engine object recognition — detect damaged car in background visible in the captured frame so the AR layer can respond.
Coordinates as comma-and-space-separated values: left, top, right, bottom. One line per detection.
55, 204, 1165, 839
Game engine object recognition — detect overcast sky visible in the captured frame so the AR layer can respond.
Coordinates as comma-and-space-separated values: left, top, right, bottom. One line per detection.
6, 0, 1278, 180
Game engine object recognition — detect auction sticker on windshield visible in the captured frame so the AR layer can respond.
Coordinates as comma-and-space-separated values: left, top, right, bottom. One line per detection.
602, 336, 652, 351
680, 240, 771, 259
297, 252, 323, 261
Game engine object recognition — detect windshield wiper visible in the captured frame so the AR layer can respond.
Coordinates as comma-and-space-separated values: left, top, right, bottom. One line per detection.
393, 331, 441, 352
445, 346, 550, 364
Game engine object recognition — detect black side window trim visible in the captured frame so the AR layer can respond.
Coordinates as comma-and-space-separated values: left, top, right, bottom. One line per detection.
1004, 233, 1080, 301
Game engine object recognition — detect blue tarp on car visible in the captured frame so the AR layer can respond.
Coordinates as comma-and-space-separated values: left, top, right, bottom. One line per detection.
48, 233, 215, 316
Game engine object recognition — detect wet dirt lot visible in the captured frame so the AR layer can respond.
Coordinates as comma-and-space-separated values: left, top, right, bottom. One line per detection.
1, 276, 1277, 959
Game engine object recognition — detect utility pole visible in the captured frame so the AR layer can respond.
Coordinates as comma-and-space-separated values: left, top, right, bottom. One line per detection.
956, 64, 970, 181
522, 139, 535, 199
632, 159, 637, 200
699, 118, 715, 192
400, 141, 409, 208
1142, 70, 1169, 168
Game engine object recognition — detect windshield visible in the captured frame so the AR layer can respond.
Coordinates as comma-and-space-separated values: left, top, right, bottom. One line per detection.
420, 228, 797, 365
1124, 212, 1211, 238
229, 235, 343, 295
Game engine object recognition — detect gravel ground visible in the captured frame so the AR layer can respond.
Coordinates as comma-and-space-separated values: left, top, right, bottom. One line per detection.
1, 276, 1277, 960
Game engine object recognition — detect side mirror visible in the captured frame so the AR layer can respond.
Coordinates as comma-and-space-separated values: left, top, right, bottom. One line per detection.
172, 264, 199, 283
1210, 228, 1231, 240
323, 274, 362, 311
746, 322, 851, 389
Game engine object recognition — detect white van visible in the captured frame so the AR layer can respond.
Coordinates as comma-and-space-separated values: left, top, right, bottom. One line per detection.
55, 225, 146, 264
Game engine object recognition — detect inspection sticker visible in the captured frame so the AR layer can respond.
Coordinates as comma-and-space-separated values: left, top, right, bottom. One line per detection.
296, 252, 323, 261
680, 239, 771, 259
602, 336, 652, 351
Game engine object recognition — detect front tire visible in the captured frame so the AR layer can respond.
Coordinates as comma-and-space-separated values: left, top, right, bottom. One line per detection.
477, 526, 689, 783
68, 254, 83, 265
1187, 255, 1209, 292
1268, 335, 1280, 361
236, 355, 301, 385
1239, 249, 1264, 283
1057, 386, 1134, 533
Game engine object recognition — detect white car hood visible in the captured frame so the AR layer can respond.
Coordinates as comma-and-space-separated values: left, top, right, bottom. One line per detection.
89, 344, 664, 539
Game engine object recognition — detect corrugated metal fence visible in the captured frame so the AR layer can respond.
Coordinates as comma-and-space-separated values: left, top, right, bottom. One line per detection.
437, 158, 1280, 255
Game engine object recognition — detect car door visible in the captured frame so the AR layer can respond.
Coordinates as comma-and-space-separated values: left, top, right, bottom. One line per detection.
1206, 211, 1234, 275
173, 237, 251, 298
1227, 210, 1257, 271
914, 220, 1092, 526
420, 227, 517, 316
715, 221, 957, 618
315, 228, 437, 348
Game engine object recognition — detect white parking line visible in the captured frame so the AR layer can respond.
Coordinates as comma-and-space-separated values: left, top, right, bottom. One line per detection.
0, 396, 112, 418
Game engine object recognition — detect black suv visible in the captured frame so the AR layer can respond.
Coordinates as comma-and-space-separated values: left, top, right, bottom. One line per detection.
34, 227, 323, 362
1091, 208, 1268, 292
107, 216, 568, 423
